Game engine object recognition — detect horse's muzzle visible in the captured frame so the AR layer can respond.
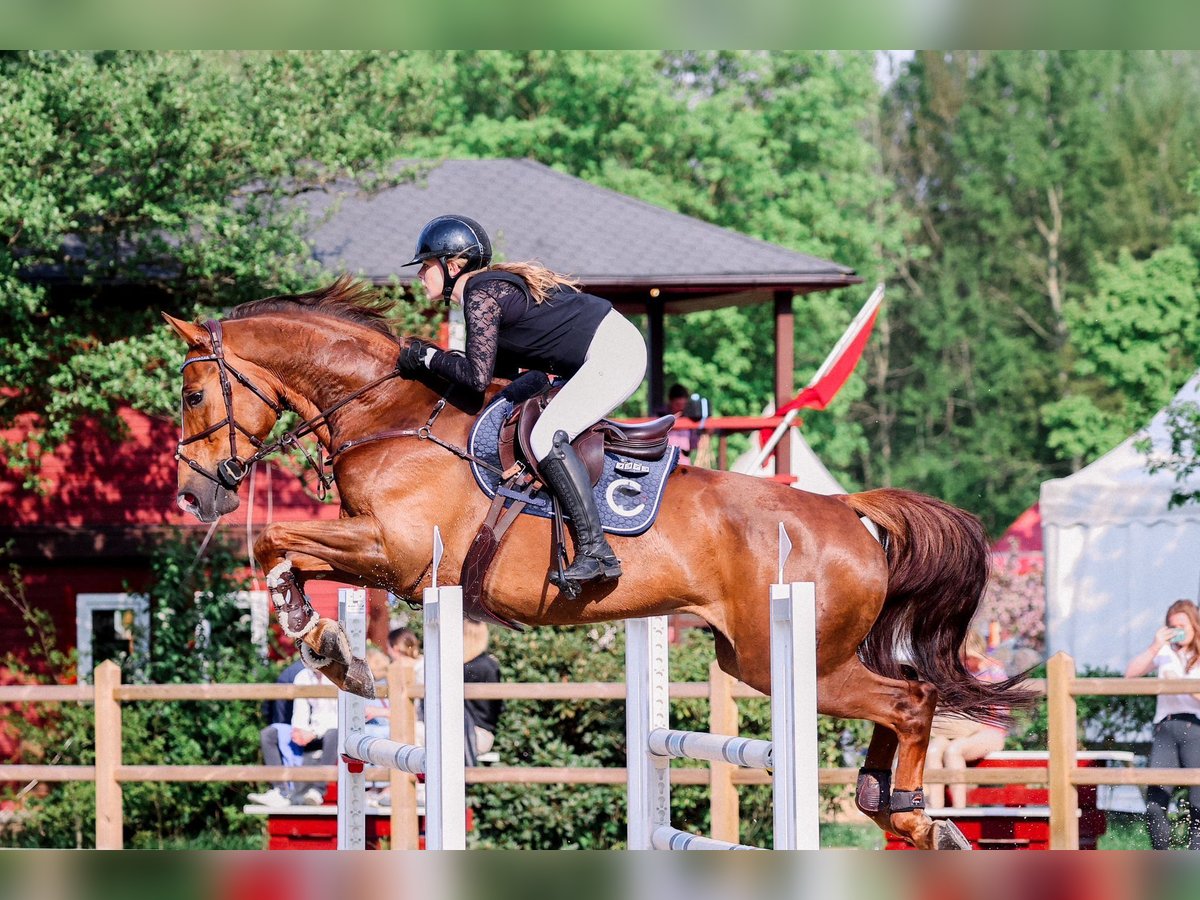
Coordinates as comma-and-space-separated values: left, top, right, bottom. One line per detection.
177, 476, 241, 523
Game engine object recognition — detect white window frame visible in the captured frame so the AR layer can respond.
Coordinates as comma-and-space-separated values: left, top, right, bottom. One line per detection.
76, 593, 150, 680
192, 589, 271, 659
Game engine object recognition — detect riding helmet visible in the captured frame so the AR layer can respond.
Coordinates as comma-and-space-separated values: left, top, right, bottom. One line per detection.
403, 214, 492, 271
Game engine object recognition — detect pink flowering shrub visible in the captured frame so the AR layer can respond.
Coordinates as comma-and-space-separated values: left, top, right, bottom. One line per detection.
978, 540, 1046, 653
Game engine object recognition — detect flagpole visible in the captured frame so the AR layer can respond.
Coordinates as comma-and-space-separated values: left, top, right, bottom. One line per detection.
747, 407, 801, 474
746, 284, 885, 476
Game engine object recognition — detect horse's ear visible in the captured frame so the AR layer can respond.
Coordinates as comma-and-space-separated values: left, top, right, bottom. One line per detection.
161, 312, 208, 347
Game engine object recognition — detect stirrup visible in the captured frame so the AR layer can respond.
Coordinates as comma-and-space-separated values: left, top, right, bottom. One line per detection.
549, 552, 622, 596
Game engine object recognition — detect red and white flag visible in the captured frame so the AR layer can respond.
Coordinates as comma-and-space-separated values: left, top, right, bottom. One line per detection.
757, 284, 884, 449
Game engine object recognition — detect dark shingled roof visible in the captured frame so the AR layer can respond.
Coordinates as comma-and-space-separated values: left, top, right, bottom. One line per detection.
304, 159, 860, 314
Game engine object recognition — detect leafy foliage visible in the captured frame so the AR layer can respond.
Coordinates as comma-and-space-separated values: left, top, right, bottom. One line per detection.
0, 51, 443, 474
473, 621, 870, 848
0, 532, 276, 848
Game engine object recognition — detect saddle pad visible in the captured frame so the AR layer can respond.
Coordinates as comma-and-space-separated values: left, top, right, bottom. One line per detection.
467, 398, 680, 537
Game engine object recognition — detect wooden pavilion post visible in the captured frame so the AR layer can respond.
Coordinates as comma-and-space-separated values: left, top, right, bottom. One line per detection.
773, 290, 794, 477
1047, 652, 1079, 850
94, 660, 123, 850
647, 294, 665, 417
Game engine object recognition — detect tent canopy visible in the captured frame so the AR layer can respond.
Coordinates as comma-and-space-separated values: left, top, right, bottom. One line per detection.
1041, 372, 1200, 671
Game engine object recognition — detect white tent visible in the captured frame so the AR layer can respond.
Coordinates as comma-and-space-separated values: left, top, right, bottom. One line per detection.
731, 414, 845, 495
1040, 372, 1200, 671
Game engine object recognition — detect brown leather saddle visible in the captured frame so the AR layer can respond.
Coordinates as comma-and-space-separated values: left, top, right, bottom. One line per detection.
498, 385, 676, 481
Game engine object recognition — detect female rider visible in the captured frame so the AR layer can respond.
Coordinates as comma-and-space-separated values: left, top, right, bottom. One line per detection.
397, 214, 647, 594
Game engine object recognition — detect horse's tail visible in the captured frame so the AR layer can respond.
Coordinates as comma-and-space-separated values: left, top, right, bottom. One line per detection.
840, 488, 1039, 724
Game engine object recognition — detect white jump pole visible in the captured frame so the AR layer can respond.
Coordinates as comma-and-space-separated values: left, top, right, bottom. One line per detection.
337, 526, 466, 850
422, 547, 467, 850
772, 523, 819, 851
625, 614, 671, 850
626, 524, 819, 850
337, 587, 369, 849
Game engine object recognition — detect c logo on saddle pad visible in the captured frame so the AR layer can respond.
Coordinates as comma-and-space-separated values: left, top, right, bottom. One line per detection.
606, 478, 646, 518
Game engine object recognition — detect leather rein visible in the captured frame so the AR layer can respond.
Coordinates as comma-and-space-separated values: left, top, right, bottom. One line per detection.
175, 319, 503, 498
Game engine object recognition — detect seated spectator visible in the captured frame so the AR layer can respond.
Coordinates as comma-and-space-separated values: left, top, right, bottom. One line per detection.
387, 626, 420, 663
923, 630, 1008, 809
261, 656, 305, 727
247, 663, 338, 807
363, 647, 392, 739
407, 620, 503, 763
655, 382, 705, 460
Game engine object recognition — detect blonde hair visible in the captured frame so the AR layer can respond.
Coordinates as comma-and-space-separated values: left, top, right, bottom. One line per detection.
1165, 599, 1200, 672
464, 619, 490, 663
471, 261, 581, 304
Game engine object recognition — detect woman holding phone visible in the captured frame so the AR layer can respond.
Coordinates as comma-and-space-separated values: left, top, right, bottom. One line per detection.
1125, 598, 1200, 849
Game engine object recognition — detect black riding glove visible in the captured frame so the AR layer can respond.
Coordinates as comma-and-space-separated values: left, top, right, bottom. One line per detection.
397, 339, 441, 377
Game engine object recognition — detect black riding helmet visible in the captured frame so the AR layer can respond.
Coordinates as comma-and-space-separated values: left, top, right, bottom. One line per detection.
402, 214, 492, 302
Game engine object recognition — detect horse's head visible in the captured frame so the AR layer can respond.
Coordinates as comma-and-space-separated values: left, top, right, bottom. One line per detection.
163, 313, 284, 523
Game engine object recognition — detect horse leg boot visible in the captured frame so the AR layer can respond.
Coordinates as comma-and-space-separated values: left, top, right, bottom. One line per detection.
539, 430, 621, 595
267, 563, 374, 699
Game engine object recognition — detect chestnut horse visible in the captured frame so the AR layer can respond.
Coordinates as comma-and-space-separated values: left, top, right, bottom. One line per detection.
165, 278, 1035, 850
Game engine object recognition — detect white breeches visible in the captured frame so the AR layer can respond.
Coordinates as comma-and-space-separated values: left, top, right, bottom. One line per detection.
529, 310, 647, 461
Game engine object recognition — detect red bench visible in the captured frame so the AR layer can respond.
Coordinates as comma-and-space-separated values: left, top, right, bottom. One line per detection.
885, 750, 1135, 850
246, 782, 474, 850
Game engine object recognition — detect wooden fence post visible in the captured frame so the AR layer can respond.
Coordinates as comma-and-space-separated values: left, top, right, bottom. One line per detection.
708, 660, 739, 843
1047, 652, 1079, 850
389, 657, 420, 850
94, 661, 123, 850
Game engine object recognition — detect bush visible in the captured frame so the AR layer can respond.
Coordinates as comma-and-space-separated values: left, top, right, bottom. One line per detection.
1, 531, 276, 848
472, 621, 871, 848
1007, 664, 1155, 751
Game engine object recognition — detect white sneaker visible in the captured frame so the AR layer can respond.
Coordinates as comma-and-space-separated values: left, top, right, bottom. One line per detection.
247, 788, 291, 809
293, 787, 325, 806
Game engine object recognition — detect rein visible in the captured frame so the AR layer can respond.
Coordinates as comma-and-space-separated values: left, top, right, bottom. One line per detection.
176, 319, 504, 497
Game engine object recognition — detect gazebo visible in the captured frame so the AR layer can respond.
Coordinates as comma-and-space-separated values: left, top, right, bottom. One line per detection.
302, 158, 863, 474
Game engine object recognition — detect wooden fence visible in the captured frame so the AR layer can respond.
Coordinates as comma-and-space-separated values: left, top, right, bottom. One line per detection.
0, 651, 1193, 849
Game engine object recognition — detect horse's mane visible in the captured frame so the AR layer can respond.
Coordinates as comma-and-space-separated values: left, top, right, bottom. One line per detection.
227, 275, 399, 341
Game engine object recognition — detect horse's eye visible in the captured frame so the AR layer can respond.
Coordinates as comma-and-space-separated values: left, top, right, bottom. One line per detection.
185, 391, 204, 408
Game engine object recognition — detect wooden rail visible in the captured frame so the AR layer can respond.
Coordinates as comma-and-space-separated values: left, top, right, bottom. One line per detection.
1045, 651, 1200, 849
1, 655, 1179, 850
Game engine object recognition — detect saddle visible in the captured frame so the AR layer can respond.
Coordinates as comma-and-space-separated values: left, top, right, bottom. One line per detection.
461, 375, 676, 631
497, 385, 676, 480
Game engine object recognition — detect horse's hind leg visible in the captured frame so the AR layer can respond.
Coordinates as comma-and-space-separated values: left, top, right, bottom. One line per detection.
820, 659, 968, 850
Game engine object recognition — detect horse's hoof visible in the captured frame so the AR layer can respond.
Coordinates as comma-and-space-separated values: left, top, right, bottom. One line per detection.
313, 619, 353, 665
342, 657, 377, 699
312, 656, 377, 699
934, 820, 972, 850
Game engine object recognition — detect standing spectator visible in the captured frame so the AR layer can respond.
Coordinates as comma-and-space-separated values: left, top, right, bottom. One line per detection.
655, 383, 703, 460
924, 631, 1009, 808
1125, 599, 1200, 849
463, 620, 504, 761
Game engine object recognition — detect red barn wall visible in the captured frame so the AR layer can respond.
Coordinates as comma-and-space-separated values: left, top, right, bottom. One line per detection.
1, 407, 355, 667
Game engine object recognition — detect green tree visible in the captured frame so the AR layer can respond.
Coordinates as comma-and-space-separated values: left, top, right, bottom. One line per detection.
880, 51, 1200, 530
1, 532, 275, 848
0, 51, 445, 481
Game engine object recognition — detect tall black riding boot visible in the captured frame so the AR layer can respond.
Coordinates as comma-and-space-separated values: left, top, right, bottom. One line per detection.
539, 430, 621, 593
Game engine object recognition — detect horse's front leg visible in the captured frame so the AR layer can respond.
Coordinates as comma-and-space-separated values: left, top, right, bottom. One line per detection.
254, 516, 392, 699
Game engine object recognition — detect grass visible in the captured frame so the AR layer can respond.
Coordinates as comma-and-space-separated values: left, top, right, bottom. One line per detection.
820, 822, 884, 849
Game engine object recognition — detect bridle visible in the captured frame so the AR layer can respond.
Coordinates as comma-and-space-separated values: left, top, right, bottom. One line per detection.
176, 319, 504, 498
